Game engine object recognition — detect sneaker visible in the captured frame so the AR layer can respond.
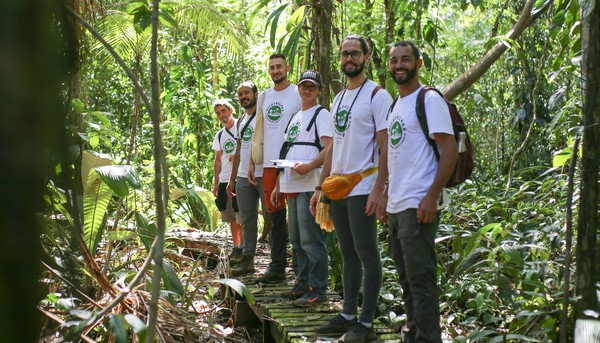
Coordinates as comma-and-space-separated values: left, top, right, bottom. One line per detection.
230, 255, 255, 276
255, 270, 286, 284
281, 285, 307, 299
292, 290, 328, 308
339, 322, 376, 343
315, 314, 357, 335
228, 248, 243, 266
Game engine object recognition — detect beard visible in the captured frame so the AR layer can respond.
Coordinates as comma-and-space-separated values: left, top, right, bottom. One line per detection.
391, 65, 418, 85
241, 97, 257, 110
342, 60, 365, 78
272, 75, 286, 84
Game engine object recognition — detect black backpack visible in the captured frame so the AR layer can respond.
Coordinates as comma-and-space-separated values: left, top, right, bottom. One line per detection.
279, 106, 325, 160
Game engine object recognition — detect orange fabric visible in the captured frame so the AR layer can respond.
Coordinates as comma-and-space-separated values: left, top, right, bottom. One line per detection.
262, 168, 287, 212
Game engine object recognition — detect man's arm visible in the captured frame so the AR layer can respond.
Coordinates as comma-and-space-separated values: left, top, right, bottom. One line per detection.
213, 151, 222, 196
226, 139, 241, 197
309, 141, 333, 216
417, 133, 457, 223
366, 129, 388, 216
293, 136, 332, 175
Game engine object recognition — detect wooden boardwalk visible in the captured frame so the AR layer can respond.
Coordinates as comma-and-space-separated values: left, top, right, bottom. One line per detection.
167, 228, 402, 342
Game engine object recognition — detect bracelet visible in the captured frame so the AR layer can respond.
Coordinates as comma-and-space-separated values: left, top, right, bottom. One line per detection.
315, 186, 322, 191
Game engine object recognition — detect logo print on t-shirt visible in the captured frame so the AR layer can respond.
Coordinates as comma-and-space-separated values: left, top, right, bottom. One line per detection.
224, 139, 236, 154
241, 126, 254, 142
266, 103, 284, 122
287, 123, 300, 143
335, 109, 349, 134
389, 117, 406, 148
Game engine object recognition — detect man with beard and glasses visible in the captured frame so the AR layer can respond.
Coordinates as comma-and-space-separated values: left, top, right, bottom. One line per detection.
310, 34, 392, 343
248, 54, 301, 284
378, 41, 457, 343
227, 81, 267, 276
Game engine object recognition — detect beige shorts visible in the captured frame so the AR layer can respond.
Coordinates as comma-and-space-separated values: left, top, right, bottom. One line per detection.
220, 195, 240, 223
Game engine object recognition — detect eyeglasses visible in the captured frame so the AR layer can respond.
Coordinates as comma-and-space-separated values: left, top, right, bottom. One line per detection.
299, 83, 319, 91
340, 50, 363, 60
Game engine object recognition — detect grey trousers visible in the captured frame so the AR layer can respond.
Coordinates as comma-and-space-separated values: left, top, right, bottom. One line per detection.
235, 177, 265, 256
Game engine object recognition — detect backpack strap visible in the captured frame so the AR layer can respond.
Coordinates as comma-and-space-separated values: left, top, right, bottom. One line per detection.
217, 129, 223, 143
416, 86, 440, 161
371, 85, 381, 102
308, 106, 325, 150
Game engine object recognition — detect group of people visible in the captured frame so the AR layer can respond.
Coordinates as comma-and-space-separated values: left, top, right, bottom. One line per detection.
211, 35, 458, 343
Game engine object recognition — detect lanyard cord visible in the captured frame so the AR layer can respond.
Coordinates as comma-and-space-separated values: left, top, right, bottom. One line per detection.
334, 78, 368, 136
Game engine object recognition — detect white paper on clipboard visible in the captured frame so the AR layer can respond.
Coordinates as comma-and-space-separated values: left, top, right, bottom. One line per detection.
270, 159, 309, 168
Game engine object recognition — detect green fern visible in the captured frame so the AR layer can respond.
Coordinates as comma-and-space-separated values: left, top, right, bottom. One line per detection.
83, 170, 113, 257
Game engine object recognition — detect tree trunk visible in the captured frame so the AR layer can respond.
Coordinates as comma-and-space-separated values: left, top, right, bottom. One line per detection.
576, 0, 600, 321
0, 1, 67, 342
312, 0, 334, 106
146, 0, 169, 341
363, 0, 387, 88
384, 0, 396, 44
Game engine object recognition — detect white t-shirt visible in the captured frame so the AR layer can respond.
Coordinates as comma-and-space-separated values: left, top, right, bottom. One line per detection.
386, 86, 454, 213
280, 105, 333, 193
237, 112, 263, 178
260, 84, 302, 168
212, 120, 238, 183
330, 80, 392, 197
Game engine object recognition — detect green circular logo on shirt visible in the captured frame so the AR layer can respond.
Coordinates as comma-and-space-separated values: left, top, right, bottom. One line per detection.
287, 124, 300, 143
224, 140, 235, 154
389, 120, 404, 148
335, 109, 349, 133
242, 126, 254, 142
267, 103, 284, 122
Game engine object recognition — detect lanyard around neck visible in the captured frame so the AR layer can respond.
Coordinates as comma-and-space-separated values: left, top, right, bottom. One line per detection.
334, 78, 368, 135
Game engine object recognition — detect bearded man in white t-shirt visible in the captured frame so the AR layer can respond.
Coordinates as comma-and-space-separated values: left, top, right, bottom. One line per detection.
380, 41, 458, 343
227, 81, 267, 277
248, 54, 302, 284
310, 34, 392, 343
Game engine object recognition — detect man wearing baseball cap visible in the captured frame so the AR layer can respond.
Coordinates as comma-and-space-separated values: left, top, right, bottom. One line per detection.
272, 70, 332, 307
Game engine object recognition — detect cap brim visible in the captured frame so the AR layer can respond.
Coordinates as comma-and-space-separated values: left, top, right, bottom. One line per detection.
298, 79, 320, 86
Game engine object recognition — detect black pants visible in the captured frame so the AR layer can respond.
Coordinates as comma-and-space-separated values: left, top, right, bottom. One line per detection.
388, 209, 441, 343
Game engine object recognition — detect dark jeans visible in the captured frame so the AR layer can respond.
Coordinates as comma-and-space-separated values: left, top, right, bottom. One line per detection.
388, 209, 441, 343
331, 195, 382, 324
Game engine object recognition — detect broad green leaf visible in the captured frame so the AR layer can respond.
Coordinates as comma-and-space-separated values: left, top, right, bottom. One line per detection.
124, 314, 147, 342
162, 259, 184, 296
83, 171, 113, 256
95, 165, 141, 197
108, 314, 129, 343
71, 98, 85, 113
552, 146, 572, 167
214, 279, 255, 304
287, 5, 306, 30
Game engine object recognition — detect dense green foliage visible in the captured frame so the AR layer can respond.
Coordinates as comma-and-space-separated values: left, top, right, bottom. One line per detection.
39, 0, 593, 341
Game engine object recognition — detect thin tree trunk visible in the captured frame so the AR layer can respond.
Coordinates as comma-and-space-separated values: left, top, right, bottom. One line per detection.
560, 136, 580, 342
576, 0, 600, 322
146, 0, 169, 340
363, 0, 387, 88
